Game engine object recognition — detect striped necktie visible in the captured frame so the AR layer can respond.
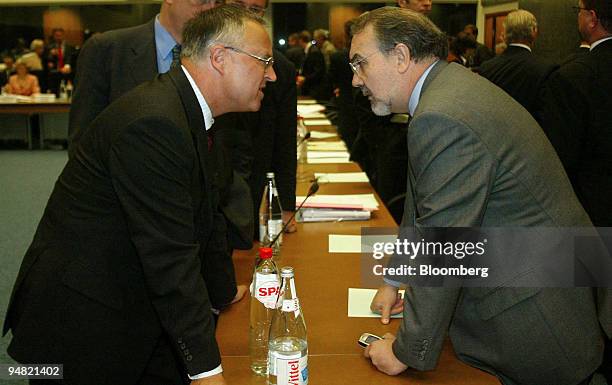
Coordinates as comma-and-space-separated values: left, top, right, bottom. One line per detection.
171, 44, 181, 69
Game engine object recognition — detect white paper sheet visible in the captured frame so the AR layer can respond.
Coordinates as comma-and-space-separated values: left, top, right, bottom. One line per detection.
347, 288, 404, 318
315, 172, 369, 183
297, 104, 326, 115
297, 99, 318, 105
309, 131, 338, 139
304, 119, 332, 126
328, 234, 398, 253
308, 141, 347, 151
301, 112, 327, 119
307, 158, 351, 164
329, 234, 362, 253
306, 151, 350, 159
296, 194, 379, 211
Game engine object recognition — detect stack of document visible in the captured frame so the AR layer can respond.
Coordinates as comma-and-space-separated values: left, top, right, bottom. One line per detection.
307, 141, 347, 152
307, 151, 350, 164
295, 194, 378, 222
314, 172, 369, 183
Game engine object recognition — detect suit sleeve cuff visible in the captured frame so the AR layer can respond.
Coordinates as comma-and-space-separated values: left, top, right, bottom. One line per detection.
188, 364, 223, 379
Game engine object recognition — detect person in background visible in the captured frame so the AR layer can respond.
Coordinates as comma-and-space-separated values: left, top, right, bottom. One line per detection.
220, 0, 298, 236
46, 28, 76, 95
0, 55, 15, 89
4, 62, 40, 96
479, 9, 558, 121
18, 39, 44, 71
328, 19, 360, 150
540, 0, 612, 230
18, 39, 47, 92
463, 23, 494, 69
539, 2, 612, 378
398, 0, 431, 15
313, 28, 337, 69
447, 32, 477, 66
349, 7, 608, 384
3, 6, 275, 385
296, 30, 327, 100
285, 32, 305, 72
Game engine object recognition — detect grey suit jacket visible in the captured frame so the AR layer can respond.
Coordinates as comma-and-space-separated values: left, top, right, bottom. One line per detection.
393, 62, 608, 385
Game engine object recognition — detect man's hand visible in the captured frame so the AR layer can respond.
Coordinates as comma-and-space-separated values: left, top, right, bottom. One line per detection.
230, 284, 248, 304
282, 210, 297, 233
364, 333, 408, 376
370, 284, 403, 324
190, 373, 226, 385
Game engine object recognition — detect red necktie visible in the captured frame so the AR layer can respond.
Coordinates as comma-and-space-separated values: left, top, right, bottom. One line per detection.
58, 46, 64, 68
207, 131, 214, 152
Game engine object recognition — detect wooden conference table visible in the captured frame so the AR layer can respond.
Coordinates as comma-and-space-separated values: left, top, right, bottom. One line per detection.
217, 121, 499, 385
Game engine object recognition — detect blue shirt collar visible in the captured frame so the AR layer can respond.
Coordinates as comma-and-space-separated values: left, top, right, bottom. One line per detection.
408, 60, 438, 117
154, 14, 178, 74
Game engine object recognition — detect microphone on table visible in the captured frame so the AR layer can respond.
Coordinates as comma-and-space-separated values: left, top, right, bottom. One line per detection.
269, 179, 319, 246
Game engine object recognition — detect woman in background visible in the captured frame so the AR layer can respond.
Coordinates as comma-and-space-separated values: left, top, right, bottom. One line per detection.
4, 62, 40, 95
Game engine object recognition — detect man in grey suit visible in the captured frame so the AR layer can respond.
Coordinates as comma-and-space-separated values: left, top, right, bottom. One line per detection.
349, 7, 610, 385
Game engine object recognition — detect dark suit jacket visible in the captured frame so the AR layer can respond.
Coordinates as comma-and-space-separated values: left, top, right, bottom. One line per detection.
285, 46, 305, 74
68, 19, 253, 248
68, 20, 157, 145
540, 39, 612, 227
301, 45, 327, 100
3, 68, 235, 384
479, 45, 558, 120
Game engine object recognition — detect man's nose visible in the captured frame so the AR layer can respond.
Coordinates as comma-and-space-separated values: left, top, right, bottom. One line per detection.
265, 66, 277, 82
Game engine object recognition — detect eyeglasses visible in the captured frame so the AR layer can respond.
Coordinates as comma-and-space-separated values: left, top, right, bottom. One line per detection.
572, 6, 592, 13
224, 46, 274, 70
349, 51, 381, 75
229, 0, 266, 15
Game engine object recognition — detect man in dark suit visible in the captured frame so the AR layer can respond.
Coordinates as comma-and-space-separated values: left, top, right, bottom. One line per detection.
540, 0, 612, 228
285, 32, 305, 72
350, 7, 608, 385
463, 24, 494, 69
220, 0, 297, 235
3, 6, 276, 385
68, 0, 219, 144
0, 54, 15, 89
69, 0, 256, 250
540, 3, 612, 379
46, 28, 77, 95
296, 30, 328, 100
479, 10, 558, 121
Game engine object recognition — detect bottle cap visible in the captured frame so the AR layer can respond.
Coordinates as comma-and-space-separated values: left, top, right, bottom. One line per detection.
259, 247, 273, 259
266, 172, 275, 178
280, 266, 294, 278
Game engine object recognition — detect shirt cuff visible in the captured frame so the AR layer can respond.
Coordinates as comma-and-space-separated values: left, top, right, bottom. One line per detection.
188, 364, 223, 380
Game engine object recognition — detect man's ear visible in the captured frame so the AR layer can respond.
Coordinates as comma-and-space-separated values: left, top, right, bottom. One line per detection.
395, 43, 412, 74
209, 44, 226, 74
